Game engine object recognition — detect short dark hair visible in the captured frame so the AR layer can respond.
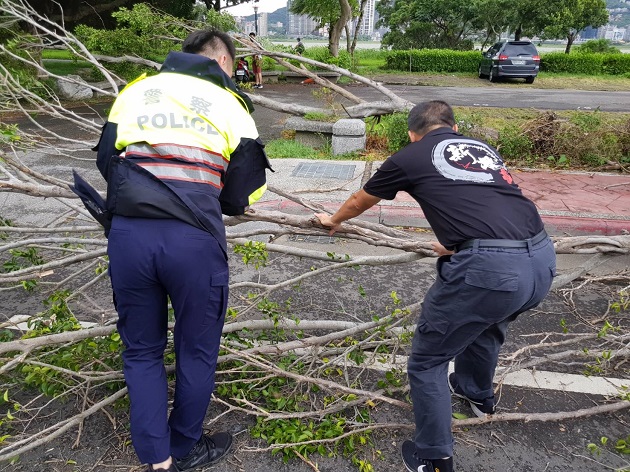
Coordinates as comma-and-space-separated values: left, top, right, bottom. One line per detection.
249, 32, 256, 37
407, 101, 456, 135
297, 37, 301, 41
182, 29, 236, 61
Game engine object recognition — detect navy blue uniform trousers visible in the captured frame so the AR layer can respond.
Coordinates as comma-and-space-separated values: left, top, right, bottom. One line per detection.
108, 215, 228, 464
407, 236, 556, 459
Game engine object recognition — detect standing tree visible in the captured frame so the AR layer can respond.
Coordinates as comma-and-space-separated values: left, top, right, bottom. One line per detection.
290, 0, 355, 57
542, 0, 609, 53
509, 0, 567, 40
377, 0, 482, 50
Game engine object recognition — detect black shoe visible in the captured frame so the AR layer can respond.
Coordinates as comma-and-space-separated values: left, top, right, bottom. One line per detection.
448, 373, 495, 417
147, 463, 179, 472
401, 440, 454, 472
175, 432, 233, 471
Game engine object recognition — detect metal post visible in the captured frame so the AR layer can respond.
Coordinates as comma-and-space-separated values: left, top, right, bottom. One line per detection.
253, 1, 259, 35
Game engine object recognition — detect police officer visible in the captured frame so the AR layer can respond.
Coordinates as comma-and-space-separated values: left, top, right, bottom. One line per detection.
316, 101, 556, 472
93, 30, 271, 472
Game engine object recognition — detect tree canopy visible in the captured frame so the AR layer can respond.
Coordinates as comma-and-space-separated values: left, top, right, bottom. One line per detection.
376, 0, 610, 52
25, 0, 253, 28
543, 0, 609, 53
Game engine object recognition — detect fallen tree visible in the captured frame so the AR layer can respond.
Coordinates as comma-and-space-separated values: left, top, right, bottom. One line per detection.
0, 1, 629, 470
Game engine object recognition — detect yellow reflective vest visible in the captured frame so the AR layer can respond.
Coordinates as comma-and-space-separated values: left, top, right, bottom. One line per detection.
95, 52, 271, 255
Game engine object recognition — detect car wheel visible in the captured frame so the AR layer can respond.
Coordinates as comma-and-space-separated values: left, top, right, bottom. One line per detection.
489, 68, 498, 82
525, 76, 535, 84
478, 64, 486, 78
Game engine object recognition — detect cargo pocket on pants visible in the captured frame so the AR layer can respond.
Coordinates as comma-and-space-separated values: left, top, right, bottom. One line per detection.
463, 268, 519, 319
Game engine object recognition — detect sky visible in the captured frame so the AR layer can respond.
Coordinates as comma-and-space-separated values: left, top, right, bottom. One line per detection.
225, 0, 288, 16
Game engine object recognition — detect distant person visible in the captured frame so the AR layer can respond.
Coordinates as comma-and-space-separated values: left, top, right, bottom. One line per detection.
249, 32, 263, 88
294, 37, 305, 55
316, 100, 556, 472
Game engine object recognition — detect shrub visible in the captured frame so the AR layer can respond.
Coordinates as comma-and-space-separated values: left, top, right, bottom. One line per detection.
496, 124, 534, 162
575, 39, 622, 55
602, 54, 630, 75
541, 52, 630, 75
385, 49, 482, 73
540, 52, 604, 74
498, 111, 630, 167
303, 47, 352, 70
377, 113, 409, 152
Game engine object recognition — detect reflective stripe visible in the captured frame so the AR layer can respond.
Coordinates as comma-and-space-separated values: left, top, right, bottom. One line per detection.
248, 183, 267, 205
128, 143, 228, 172
139, 163, 222, 188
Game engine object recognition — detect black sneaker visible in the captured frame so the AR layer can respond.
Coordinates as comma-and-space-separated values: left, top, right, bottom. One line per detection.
401, 440, 454, 472
448, 373, 495, 417
147, 463, 179, 472
174, 432, 233, 471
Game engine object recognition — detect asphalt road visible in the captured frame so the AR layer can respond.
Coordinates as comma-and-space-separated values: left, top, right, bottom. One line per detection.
258, 83, 630, 113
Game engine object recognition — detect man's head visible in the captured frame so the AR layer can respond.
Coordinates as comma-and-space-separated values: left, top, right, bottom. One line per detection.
249, 32, 256, 39
297, 37, 301, 42
407, 100, 457, 142
182, 29, 235, 76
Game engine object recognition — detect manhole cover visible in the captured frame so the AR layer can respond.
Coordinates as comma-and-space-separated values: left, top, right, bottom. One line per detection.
288, 234, 336, 244
292, 162, 356, 180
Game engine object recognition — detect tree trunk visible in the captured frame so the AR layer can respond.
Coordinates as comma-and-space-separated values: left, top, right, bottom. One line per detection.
328, 0, 352, 57
203, 0, 221, 11
349, 0, 368, 55
514, 23, 522, 41
345, 24, 351, 52
565, 33, 575, 54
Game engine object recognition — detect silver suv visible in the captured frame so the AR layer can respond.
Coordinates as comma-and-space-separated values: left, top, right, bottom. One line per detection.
478, 41, 540, 84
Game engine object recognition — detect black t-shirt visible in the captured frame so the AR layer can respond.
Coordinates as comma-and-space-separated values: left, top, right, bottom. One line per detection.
363, 128, 544, 249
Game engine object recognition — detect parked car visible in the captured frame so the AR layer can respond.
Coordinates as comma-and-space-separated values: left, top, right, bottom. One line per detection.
478, 41, 540, 84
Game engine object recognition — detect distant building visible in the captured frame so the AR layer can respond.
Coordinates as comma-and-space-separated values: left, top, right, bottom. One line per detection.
599, 24, 627, 41
258, 12, 268, 37
286, 0, 322, 36
352, 0, 376, 37
579, 26, 598, 40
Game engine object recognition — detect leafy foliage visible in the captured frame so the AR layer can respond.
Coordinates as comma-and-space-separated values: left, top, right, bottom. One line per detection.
73, 3, 237, 79
541, 52, 630, 75
542, 0, 609, 53
576, 39, 623, 54
385, 50, 482, 73
377, 0, 479, 50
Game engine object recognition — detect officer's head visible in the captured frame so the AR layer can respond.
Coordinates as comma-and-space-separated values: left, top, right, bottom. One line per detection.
407, 100, 458, 142
182, 29, 235, 77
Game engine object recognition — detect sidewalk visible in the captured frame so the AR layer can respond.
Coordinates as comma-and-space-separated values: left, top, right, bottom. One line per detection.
255, 159, 630, 236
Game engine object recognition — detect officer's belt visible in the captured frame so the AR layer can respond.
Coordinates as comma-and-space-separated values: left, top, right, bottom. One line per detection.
456, 229, 548, 252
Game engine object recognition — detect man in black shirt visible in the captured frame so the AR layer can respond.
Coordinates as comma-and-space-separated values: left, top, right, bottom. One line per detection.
316, 101, 556, 472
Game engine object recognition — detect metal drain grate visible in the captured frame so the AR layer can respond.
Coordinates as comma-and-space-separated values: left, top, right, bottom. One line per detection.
288, 234, 336, 244
292, 162, 356, 180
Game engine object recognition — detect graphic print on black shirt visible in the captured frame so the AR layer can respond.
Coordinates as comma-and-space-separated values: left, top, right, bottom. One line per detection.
432, 138, 514, 185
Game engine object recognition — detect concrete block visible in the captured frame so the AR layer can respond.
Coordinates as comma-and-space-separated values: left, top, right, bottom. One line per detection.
261, 71, 280, 83
285, 116, 333, 148
332, 119, 366, 155
332, 135, 366, 155
281, 71, 341, 83
332, 119, 365, 136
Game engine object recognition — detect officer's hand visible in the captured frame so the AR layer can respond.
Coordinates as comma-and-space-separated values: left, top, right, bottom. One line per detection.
315, 213, 342, 236
431, 242, 454, 256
